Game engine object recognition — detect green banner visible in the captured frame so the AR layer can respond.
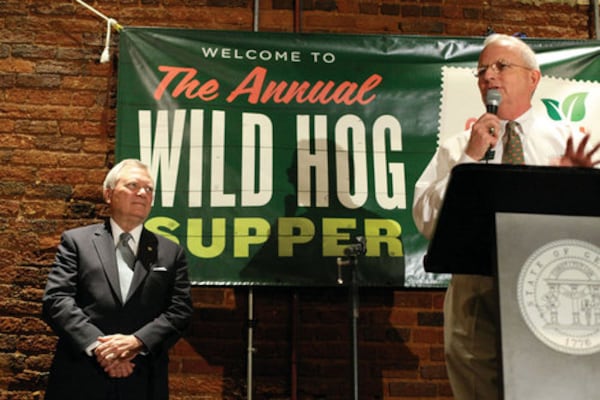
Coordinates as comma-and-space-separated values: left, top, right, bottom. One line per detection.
116, 28, 600, 287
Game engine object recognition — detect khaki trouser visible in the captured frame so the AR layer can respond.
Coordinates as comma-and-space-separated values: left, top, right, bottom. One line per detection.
444, 275, 500, 400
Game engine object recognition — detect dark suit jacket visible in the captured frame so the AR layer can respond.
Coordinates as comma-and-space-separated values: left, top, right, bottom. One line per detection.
42, 221, 193, 400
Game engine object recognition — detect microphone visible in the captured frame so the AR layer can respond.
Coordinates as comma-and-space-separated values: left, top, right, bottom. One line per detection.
483, 89, 502, 161
337, 236, 366, 284
486, 89, 502, 114
344, 236, 366, 257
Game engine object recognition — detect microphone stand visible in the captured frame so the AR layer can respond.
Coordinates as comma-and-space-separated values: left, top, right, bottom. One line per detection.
337, 239, 365, 400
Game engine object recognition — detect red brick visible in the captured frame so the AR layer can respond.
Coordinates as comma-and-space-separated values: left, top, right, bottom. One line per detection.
412, 327, 444, 344
421, 364, 448, 379
389, 309, 418, 326
389, 381, 438, 397
0, 58, 36, 74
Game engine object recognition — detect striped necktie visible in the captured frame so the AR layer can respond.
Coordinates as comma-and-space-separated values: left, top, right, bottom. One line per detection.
502, 121, 524, 165
118, 232, 135, 271
117, 232, 135, 301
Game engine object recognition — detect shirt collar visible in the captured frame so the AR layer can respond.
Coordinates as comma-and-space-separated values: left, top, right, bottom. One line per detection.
501, 107, 534, 134
515, 107, 532, 124
109, 218, 143, 253
503, 108, 533, 132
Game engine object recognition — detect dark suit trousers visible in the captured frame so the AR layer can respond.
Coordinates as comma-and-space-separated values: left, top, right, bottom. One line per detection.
44, 343, 167, 400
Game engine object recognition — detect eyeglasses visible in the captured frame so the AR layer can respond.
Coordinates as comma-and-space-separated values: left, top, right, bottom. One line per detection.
474, 60, 531, 78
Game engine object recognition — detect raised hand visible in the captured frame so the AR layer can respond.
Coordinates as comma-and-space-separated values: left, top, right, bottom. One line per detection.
558, 134, 600, 167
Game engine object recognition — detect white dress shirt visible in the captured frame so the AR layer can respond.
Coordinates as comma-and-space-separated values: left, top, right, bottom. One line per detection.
412, 108, 586, 240
110, 220, 143, 301
110, 220, 142, 256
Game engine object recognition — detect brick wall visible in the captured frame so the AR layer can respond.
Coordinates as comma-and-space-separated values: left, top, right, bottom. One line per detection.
0, 0, 596, 399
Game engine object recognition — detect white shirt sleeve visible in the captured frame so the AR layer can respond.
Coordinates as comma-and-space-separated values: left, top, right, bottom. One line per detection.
412, 112, 595, 241
412, 131, 477, 240
85, 340, 100, 356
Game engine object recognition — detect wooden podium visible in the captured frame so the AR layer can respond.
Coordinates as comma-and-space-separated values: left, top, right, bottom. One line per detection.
424, 163, 600, 399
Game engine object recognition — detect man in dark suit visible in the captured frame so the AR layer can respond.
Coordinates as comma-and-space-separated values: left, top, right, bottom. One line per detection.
42, 159, 193, 400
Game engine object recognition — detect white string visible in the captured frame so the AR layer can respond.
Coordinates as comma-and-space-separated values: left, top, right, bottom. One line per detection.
100, 19, 112, 63
76, 0, 123, 30
76, 1, 122, 63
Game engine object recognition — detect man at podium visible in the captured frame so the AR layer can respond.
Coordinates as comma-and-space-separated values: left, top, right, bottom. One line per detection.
412, 33, 599, 400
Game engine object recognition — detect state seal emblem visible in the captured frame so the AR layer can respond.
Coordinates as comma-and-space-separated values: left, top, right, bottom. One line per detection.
517, 239, 600, 355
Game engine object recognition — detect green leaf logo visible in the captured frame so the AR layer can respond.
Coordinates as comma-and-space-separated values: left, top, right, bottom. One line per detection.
562, 92, 587, 122
541, 98, 562, 121
541, 92, 588, 122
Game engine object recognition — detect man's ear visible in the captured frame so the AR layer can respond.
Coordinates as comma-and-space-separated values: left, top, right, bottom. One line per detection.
529, 69, 542, 88
103, 188, 112, 204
